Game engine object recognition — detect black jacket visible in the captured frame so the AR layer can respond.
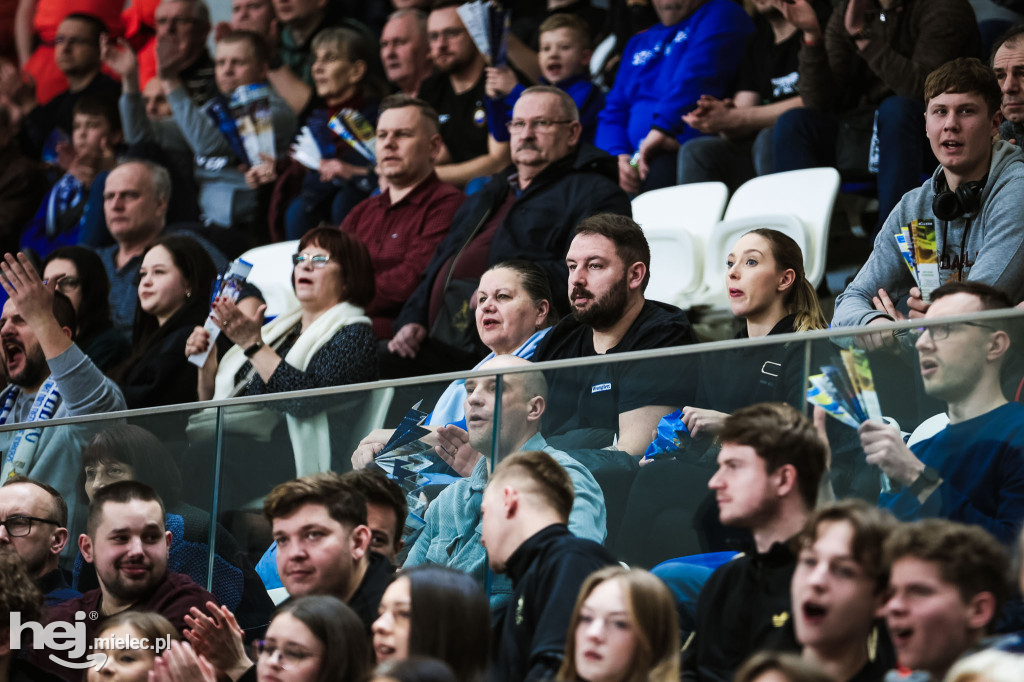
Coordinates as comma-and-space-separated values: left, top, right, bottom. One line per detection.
491, 524, 616, 682
393, 143, 630, 332
682, 541, 801, 682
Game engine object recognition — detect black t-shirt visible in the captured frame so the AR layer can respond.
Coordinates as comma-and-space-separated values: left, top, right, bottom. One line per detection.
419, 71, 489, 163
732, 4, 831, 104
533, 299, 698, 445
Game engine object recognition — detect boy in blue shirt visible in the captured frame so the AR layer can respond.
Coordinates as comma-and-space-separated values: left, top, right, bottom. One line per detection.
484, 13, 604, 144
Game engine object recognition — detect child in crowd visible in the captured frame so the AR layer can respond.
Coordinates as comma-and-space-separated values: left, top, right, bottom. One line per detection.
484, 13, 604, 143
21, 94, 122, 259
87, 612, 180, 682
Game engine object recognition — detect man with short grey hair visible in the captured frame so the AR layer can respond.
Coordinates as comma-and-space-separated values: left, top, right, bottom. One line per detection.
381, 9, 432, 96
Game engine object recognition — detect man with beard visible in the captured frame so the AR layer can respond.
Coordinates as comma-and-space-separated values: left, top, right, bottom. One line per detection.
419, 1, 510, 186
0, 476, 78, 605
0, 252, 125, 543
383, 86, 630, 378
37, 481, 216, 675
531, 213, 697, 464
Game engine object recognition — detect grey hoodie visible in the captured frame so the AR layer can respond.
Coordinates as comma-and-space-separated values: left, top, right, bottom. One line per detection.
833, 141, 1024, 328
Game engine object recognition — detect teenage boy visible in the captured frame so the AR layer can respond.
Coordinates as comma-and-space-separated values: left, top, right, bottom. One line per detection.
833, 57, 1024, 331
484, 13, 605, 143
883, 519, 1008, 681
682, 402, 828, 682
791, 500, 896, 682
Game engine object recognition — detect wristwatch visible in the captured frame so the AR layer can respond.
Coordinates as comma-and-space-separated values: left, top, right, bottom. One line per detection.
908, 465, 941, 497
243, 340, 265, 357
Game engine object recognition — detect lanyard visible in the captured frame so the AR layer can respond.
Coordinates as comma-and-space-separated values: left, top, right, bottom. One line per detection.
1, 376, 62, 473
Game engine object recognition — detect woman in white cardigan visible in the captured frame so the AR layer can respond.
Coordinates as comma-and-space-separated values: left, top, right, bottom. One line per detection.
185, 227, 378, 506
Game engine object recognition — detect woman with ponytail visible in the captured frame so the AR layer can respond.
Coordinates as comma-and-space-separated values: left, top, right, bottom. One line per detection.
679, 228, 827, 437
616, 229, 830, 568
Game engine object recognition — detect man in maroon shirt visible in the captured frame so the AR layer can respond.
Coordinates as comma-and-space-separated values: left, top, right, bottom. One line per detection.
340, 94, 464, 339
37, 481, 216, 678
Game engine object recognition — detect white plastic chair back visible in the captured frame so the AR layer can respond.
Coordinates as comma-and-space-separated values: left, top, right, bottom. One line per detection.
907, 413, 949, 448
237, 240, 301, 320
722, 168, 841, 288
632, 183, 728, 307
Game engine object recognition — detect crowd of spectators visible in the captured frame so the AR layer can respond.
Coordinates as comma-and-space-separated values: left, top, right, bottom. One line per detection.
4, 0, 1024, 680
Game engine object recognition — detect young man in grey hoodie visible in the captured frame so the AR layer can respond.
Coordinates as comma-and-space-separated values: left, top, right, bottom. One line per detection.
833, 57, 1024, 337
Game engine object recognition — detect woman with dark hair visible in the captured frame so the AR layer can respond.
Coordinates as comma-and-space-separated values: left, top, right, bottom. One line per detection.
113, 234, 217, 408
185, 226, 378, 507
372, 566, 489, 682
74, 424, 274, 631
353, 260, 558, 468
42, 246, 130, 372
149, 595, 371, 682
557, 566, 680, 682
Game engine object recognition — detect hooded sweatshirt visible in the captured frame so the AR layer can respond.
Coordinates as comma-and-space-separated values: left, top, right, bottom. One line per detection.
833, 140, 1024, 328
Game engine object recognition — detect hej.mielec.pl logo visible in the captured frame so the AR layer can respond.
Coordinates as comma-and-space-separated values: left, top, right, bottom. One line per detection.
9, 610, 171, 671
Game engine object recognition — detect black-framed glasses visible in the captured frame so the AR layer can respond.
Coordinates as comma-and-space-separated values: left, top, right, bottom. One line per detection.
292, 254, 331, 268
909, 321, 996, 342
505, 118, 574, 133
252, 641, 318, 669
0, 515, 59, 537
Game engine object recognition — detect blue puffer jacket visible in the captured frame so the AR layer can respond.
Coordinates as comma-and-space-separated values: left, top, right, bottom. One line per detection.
595, 0, 754, 156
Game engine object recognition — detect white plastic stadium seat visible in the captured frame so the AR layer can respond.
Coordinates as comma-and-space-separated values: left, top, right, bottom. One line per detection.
631, 182, 729, 307
906, 413, 949, 448
237, 240, 301, 321
719, 168, 841, 290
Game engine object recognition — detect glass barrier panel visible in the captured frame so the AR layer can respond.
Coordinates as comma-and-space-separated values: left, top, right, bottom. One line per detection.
0, 404, 234, 621
7, 307, 1023, 629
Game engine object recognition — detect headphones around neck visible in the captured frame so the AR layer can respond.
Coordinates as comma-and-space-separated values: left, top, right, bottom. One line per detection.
932, 175, 986, 221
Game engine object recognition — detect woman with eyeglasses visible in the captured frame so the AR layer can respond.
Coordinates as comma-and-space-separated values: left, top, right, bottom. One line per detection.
149, 595, 371, 682
111, 234, 217, 408
184, 226, 377, 508
42, 246, 130, 373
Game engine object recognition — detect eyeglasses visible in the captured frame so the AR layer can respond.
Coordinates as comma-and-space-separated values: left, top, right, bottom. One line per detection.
252, 641, 317, 669
0, 515, 59, 537
908, 321, 996, 341
42, 277, 81, 293
292, 254, 331, 268
506, 119, 574, 134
